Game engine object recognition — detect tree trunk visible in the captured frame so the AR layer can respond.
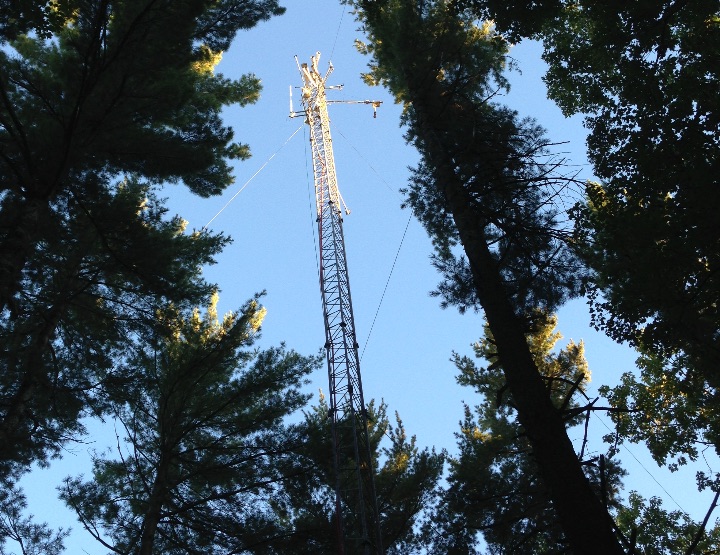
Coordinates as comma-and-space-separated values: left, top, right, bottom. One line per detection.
138, 452, 172, 555
408, 82, 626, 554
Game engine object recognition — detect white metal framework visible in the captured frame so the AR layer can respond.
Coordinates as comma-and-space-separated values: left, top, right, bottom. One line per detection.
293, 52, 383, 555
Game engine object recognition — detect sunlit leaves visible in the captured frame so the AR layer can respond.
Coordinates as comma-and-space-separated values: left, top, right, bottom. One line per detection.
347, 0, 510, 112
600, 349, 720, 479
615, 492, 720, 554
541, 0, 720, 387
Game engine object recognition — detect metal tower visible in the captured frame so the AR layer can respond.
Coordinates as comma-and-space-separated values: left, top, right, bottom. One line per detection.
292, 52, 383, 555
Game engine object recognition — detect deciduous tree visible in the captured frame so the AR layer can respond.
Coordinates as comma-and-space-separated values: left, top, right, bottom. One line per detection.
552, 1, 720, 382
454, 0, 720, 539
615, 491, 720, 555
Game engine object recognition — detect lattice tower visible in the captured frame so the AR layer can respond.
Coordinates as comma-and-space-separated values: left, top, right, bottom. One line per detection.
293, 52, 383, 555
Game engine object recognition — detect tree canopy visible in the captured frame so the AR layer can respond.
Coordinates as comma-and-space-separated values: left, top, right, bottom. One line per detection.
272, 396, 444, 554
0, 0, 282, 479
430, 313, 625, 553
2, 0, 719, 552
461, 0, 720, 509
345, 1, 624, 552
62, 295, 320, 555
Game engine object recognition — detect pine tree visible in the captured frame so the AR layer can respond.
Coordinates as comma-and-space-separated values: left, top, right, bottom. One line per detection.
271, 396, 445, 554
344, 1, 624, 552
0, 0, 282, 478
0, 485, 69, 555
61, 295, 321, 555
0, 181, 227, 479
431, 314, 624, 553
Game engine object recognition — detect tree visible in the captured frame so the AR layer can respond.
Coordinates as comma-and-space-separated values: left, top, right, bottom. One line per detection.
345, 1, 624, 552
0, 0, 282, 309
0, 0, 282, 478
0, 485, 68, 555
599, 345, 720, 547
452, 0, 720, 540
0, 180, 227, 479
270, 396, 445, 555
471, 0, 720, 502
600, 349, 720, 475
427, 314, 719, 554
428, 313, 624, 553
614, 492, 720, 555
469, 0, 720, 443
538, 0, 720, 302
566, 0, 719, 378
61, 294, 321, 555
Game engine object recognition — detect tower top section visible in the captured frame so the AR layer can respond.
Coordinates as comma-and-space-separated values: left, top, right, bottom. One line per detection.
300, 51, 333, 90
290, 52, 382, 119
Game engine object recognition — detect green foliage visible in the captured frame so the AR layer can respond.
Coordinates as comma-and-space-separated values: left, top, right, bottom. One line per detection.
349, 0, 585, 319
572, 175, 720, 388
538, 0, 720, 495
0, 486, 68, 555
455, 0, 720, 378
352, 4, 509, 108
0, 0, 276, 201
272, 395, 445, 554
0, 0, 282, 480
0, 181, 227, 479
600, 349, 720, 480
348, 3, 625, 553
454, 0, 563, 41
429, 314, 624, 553
615, 492, 720, 555
486, 0, 720, 394
452, 1, 720, 541
61, 295, 320, 554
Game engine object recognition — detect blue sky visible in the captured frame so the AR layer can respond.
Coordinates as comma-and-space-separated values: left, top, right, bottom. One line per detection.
18, 1, 719, 552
